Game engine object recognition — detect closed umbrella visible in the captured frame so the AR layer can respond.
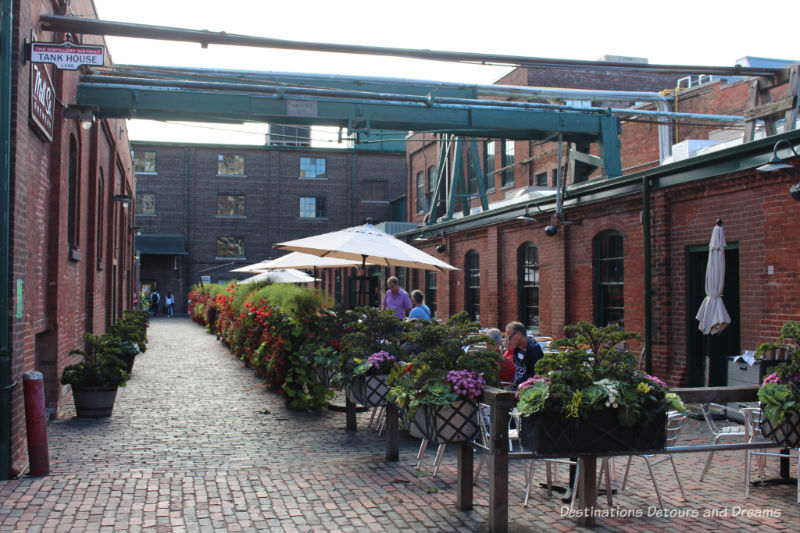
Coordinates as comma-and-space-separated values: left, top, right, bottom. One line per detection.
275, 222, 457, 305
695, 220, 731, 386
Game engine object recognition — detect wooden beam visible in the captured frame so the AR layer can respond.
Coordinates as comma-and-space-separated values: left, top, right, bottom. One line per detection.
568, 147, 603, 168
743, 95, 798, 122
456, 443, 473, 510
385, 403, 399, 461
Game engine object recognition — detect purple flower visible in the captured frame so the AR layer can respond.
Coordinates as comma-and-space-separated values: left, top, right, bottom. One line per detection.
445, 370, 486, 400
763, 372, 781, 386
518, 376, 550, 391
643, 373, 667, 388
368, 350, 396, 369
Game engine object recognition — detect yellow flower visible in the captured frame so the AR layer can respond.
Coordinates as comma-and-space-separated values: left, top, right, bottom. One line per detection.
638, 382, 651, 394
566, 390, 583, 418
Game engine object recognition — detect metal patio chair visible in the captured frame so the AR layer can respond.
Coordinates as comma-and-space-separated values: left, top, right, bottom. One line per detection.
698, 402, 747, 482
742, 407, 800, 503
622, 411, 688, 509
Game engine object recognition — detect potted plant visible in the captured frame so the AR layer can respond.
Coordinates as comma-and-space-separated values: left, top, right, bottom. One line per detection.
335, 306, 403, 404
516, 322, 685, 455
106, 309, 149, 373
61, 332, 130, 417
387, 312, 501, 444
756, 321, 800, 447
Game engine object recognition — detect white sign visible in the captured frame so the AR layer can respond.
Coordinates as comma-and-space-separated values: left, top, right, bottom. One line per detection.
287, 100, 318, 117
30, 42, 104, 70
200, 276, 211, 284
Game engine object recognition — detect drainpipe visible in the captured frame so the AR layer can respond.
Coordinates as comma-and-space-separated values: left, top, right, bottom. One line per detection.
642, 175, 653, 373
0, 0, 14, 480
185, 147, 191, 296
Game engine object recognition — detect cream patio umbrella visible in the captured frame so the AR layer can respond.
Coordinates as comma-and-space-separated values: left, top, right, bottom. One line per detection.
239, 251, 365, 271
238, 268, 316, 284
274, 222, 457, 305
695, 220, 731, 386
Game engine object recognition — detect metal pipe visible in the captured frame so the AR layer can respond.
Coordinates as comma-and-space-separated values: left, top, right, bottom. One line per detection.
40, 15, 784, 77
0, 0, 12, 480
643, 175, 652, 373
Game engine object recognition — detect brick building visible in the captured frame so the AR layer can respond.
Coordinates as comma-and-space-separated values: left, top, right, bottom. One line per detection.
397, 64, 800, 388
1, 0, 135, 476
131, 142, 407, 313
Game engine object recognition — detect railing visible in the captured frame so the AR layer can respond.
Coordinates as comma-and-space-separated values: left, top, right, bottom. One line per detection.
385, 385, 768, 532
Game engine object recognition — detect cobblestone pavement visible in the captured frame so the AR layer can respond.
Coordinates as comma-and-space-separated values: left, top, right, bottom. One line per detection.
1, 317, 799, 532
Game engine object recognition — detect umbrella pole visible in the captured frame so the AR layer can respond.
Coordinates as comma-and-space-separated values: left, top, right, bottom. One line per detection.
704, 334, 711, 387
360, 255, 367, 307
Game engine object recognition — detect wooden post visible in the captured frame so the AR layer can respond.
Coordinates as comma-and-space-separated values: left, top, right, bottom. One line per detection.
576, 456, 597, 527
345, 396, 357, 431
484, 387, 515, 533
385, 402, 399, 461
457, 442, 473, 510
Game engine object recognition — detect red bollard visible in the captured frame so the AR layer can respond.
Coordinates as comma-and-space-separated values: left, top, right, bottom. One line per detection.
22, 371, 49, 476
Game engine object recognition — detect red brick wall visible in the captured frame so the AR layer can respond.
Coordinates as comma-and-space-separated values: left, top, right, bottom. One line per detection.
7, 0, 134, 475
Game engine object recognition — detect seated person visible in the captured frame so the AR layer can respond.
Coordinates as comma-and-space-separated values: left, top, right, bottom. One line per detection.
505, 321, 544, 388
407, 290, 431, 321
486, 328, 515, 383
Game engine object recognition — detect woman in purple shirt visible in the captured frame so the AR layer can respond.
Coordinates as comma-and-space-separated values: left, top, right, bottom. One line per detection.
381, 276, 412, 319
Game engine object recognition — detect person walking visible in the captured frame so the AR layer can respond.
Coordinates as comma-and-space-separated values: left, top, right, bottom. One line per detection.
166, 292, 175, 317
150, 289, 160, 316
381, 276, 412, 319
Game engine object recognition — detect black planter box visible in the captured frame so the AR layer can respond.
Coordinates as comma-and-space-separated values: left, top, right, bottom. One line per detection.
520, 406, 667, 456
759, 411, 800, 448
402, 400, 479, 445
348, 374, 389, 407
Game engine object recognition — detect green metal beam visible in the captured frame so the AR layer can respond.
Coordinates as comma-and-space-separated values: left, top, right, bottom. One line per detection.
77, 83, 613, 143
468, 139, 489, 211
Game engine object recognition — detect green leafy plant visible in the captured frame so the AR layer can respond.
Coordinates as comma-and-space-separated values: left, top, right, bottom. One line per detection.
387, 313, 501, 416
335, 307, 404, 388
757, 321, 800, 425
515, 322, 682, 427
61, 332, 130, 389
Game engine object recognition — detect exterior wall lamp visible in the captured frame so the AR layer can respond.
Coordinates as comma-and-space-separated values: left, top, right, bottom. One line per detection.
131, 225, 142, 236
757, 139, 800, 201
113, 195, 130, 209
516, 203, 541, 222
63, 105, 96, 130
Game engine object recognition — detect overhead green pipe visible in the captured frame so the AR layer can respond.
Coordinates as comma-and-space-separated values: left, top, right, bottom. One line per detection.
0, 0, 14, 480
642, 174, 652, 373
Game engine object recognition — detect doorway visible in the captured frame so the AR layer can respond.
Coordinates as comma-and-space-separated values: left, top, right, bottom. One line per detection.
686, 245, 740, 386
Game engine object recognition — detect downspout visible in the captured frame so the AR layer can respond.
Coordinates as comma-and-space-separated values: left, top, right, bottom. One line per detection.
642, 174, 652, 373
349, 151, 355, 226
0, 0, 14, 480
185, 147, 191, 297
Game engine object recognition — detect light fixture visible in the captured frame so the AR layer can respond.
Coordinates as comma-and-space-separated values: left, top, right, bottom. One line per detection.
413, 230, 429, 242
516, 203, 540, 222
544, 224, 558, 236
436, 243, 446, 253
131, 225, 142, 236
64, 105, 98, 130
757, 139, 800, 201
114, 195, 130, 209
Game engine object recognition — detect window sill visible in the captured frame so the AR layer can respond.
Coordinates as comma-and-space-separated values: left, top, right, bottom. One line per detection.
361, 200, 389, 204
215, 257, 246, 261
68, 247, 81, 262
97, 260, 104, 271
135, 171, 158, 176
216, 174, 247, 178
216, 215, 247, 219
136, 213, 156, 217
299, 217, 329, 220
299, 177, 328, 180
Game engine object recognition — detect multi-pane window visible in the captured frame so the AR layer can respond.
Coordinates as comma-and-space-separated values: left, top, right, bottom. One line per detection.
535, 171, 548, 187
135, 193, 156, 216
551, 165, 567, 185
67, 136, 79, 250
502, 140, 515, 187
300, 157, 326, 179
362, 181, 387, 202
216, 195, 245, 217
427, 165, 436, 208
217, 154, 245, 176
425, 270, 437, 318
299, 197, 326, 218
416, 171, 425, 212
518, 243, 540, 333
132, 151, 156, 173
216, 236, 244, 258
484, 141, 495, 191
594, 231, 624, 328
465, 251, 480, 322
97, 173, 104, 260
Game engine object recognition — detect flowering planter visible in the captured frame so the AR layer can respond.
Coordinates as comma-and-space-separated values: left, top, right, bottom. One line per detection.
519, 406, 667, 456
403, 400, 479, 445
348, 375, 389, 407
759, 411, 800, 448
72, 386, 119, 418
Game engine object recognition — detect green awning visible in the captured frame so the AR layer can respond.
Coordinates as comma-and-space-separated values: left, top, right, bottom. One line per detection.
135, 234, 188, 255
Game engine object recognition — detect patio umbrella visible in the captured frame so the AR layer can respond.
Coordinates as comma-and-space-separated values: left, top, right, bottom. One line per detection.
695, 220, 731, 386
240, 251, 365, 271
238, 268, 316, 284
274, 222, 457, 305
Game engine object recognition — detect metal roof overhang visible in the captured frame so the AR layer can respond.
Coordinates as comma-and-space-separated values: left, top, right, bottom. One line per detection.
135, 234, 188, 255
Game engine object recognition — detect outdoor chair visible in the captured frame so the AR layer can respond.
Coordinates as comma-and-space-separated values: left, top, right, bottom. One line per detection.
699, 402, 747, 482
742, 407, 800, 503
621, 411, 688, 509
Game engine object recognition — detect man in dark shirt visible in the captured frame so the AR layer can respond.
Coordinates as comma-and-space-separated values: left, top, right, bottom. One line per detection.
505, 321, 544, 387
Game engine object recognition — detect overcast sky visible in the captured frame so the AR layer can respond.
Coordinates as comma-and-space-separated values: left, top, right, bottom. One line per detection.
87, 0, 798, 145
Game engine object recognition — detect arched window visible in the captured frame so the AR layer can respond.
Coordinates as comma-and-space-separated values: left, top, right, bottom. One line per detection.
97, 170, 104, 260
67, 135, 79, 250
518, 242, 539, 333
594, 230, 624, 327
465, 250, 480, 322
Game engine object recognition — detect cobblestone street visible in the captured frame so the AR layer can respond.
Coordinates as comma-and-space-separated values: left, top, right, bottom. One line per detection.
1, 317, 798, 532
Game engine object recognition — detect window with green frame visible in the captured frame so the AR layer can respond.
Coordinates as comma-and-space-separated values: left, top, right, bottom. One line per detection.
484, 141, 495, 191
132, 151, 156, 173
416, 171, 425, 213
518, 242, 539, 333
501, 140, 515, 187
465, 250, 480, 322
594, 230, 624, 328
425, 270, 437, 318
217, 154, 245, 176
